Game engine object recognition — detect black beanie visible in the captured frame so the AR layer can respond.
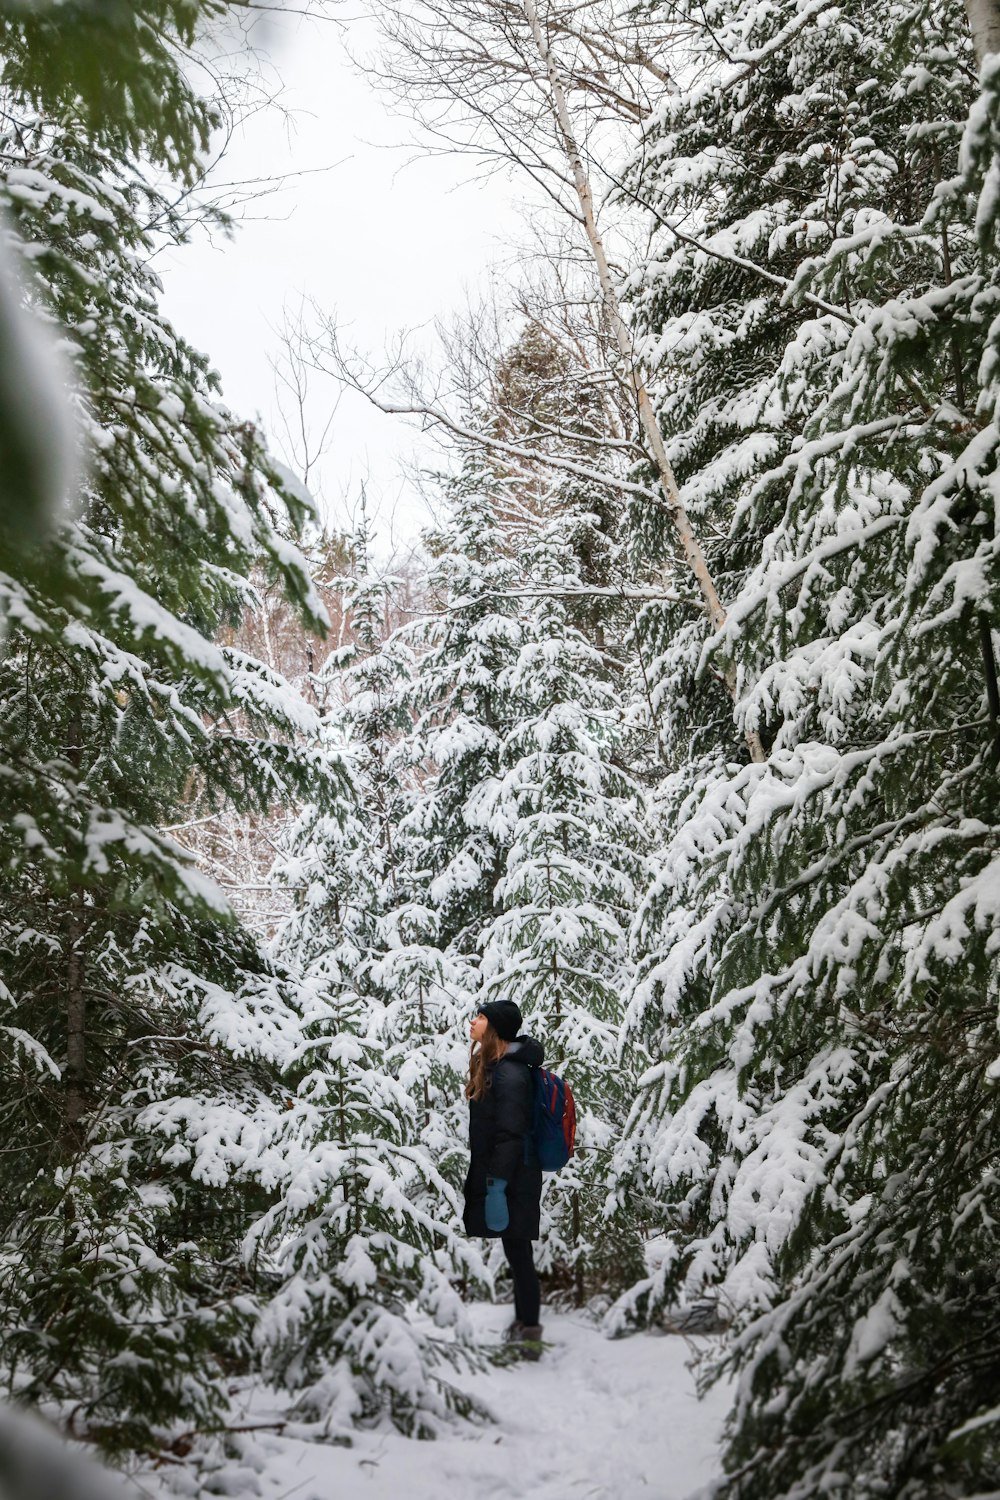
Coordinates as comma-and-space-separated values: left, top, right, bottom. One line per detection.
477, 999, 522, 1042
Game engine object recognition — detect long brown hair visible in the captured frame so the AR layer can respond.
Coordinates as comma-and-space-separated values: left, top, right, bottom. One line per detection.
465, 1022, 508, 1101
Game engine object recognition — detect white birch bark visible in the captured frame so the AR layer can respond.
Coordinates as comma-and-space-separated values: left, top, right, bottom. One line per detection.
520, 0, 766, 762
965, 0, 1000, 65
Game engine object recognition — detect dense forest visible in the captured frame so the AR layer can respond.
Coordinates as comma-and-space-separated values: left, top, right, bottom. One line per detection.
1, 0, 999, 1496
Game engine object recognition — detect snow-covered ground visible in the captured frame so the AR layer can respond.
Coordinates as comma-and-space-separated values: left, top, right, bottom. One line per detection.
139, 1306, 730, 1500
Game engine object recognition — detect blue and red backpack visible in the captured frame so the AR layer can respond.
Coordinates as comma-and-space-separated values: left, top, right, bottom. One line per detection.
531, 1067, 577, 1172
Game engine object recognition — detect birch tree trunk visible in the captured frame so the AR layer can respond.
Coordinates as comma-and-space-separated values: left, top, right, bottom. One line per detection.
965, 0, 1000, 65
520, 0, 766, 764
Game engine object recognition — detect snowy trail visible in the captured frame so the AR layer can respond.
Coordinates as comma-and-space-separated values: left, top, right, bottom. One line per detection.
148, 1307, 730, 1500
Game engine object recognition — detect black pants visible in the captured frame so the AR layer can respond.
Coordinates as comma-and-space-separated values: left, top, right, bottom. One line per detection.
501, 1234, 540, 1326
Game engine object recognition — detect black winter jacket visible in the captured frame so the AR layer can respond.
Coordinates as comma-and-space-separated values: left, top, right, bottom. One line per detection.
463, 1035, 544, 1240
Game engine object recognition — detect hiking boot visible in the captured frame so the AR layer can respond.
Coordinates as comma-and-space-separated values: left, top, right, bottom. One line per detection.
515, 1323, 544, 1361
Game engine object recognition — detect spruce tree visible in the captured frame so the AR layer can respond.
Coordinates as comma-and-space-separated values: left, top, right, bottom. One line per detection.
399, 416, 650, 1302
0, 0, 339, 1452
402, 463, 527, 957
257, 519, 482, 1436
478, 512, 647, 1299
612, 0, 1000, 1493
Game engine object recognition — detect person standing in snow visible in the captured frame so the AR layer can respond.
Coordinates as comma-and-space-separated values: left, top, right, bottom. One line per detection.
464, 999, 545, 1356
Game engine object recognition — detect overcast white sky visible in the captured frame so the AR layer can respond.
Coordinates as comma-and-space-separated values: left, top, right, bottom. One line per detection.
160, 8, 523, 551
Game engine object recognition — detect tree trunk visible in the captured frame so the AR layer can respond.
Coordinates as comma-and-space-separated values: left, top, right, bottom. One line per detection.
965, 0, 1000, 65
520, 0, 766, 764
979, 614, 1000, 765
62, 890, 87, 1157
418, 980, 430, 1127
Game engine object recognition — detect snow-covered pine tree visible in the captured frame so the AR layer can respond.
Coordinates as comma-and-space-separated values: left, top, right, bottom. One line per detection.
402, 462, 527, 958
255, 516, 483, 1437
612, 0, 1000, 1493
478, 509, 647, 1299
386, 309, 656, 1303
0, 1, 340, 1453
388, 461, 550, 1318
332, 518, 475, 1238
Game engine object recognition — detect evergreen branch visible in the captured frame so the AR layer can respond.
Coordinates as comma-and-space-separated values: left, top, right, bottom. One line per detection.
717, 511, 907, 638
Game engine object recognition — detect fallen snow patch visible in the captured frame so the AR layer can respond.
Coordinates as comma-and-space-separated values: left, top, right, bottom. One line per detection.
137, 1304, 729, 1500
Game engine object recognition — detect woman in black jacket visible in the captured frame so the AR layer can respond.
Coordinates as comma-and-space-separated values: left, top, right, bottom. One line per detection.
463, 999, 544, 1354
